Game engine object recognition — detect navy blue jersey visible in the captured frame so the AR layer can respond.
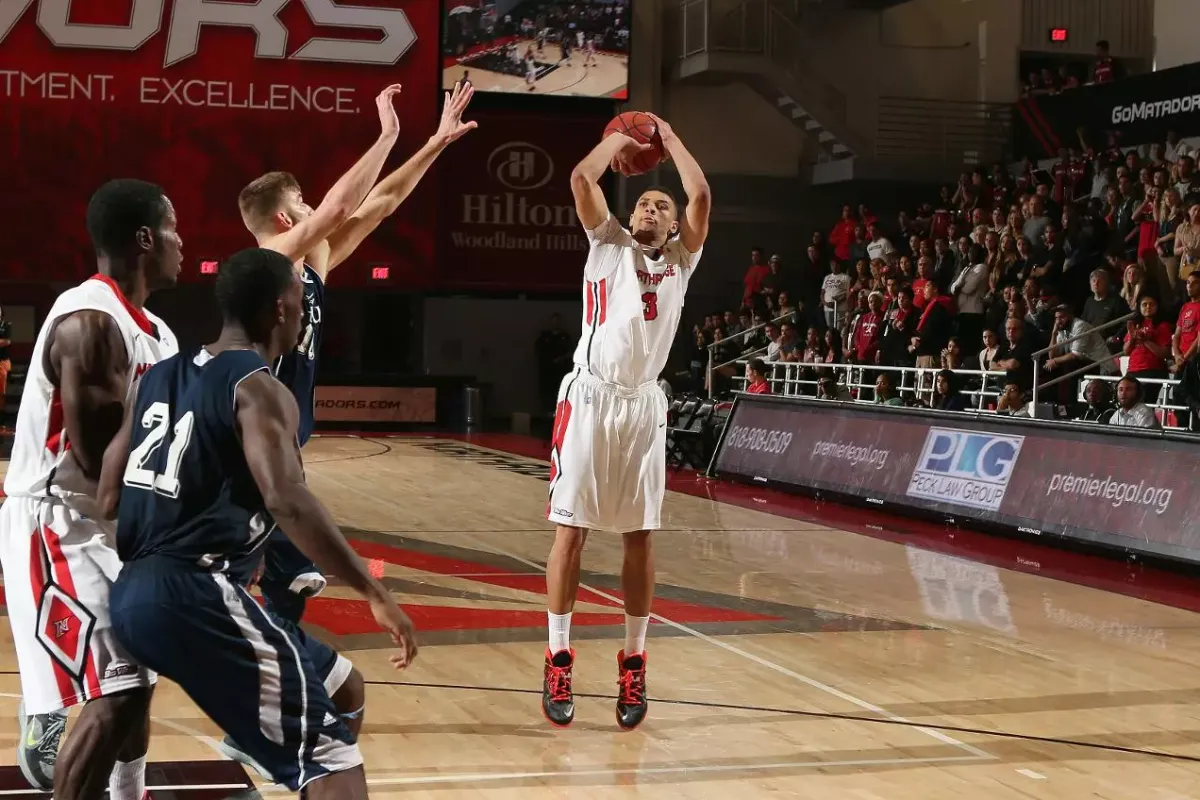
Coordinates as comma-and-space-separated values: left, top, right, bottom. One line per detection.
274, 264, 323, 446
116, 348, 276, 582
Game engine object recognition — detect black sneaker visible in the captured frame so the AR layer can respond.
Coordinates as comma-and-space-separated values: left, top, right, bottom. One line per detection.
616, 650, 648, 730
542, 648, 575, 727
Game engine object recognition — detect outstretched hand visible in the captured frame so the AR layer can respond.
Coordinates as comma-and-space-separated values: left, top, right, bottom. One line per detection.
376, 84, 403, 139
370, 590, 419, 670
435, 80, 478, 146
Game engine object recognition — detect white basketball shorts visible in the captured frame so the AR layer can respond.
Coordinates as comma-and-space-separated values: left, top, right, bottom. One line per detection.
546, 368, 669, 533
0, 496, 155, 715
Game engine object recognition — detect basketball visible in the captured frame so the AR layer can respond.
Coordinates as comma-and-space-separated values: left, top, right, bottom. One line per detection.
603, 111, 665, 175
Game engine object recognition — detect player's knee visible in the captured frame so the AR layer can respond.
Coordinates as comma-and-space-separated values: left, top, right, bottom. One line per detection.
83, 685, 152, 736
623, 530, 652, 553
554, 525, 588, 556
333, 666, 366, 738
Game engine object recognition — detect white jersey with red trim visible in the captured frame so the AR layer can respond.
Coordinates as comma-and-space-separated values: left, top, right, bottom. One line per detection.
4, 275, 177, 515
571, 215, 702, 387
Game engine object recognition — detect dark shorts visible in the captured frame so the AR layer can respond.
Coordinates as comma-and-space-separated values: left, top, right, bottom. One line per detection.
111, 563, 360, 791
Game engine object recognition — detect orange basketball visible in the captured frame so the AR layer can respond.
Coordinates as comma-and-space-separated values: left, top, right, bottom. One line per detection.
602, 111, 665, 175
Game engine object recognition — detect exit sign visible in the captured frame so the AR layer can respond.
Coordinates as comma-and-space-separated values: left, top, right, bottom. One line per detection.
1049, 27, 1068, 42
371, 265, 390, 280
200, 260, 219, 275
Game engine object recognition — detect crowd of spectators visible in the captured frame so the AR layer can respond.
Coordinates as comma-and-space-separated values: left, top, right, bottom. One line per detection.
686, 126, 1200, 432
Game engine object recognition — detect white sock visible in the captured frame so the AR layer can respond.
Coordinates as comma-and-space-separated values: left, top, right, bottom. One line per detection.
624, 614, 650, 656
109, 755, 146, 800
548, 611, 572, 653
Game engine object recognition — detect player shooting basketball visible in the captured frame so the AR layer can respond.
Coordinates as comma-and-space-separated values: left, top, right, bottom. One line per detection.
542, 112, 711, 729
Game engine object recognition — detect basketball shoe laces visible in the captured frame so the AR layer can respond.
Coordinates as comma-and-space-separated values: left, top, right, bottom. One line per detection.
618, 665, 646, 706
546, 663, 573, 703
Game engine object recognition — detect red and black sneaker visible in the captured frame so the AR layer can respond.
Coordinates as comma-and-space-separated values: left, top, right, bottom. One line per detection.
616, 650, 648, 730
542, 648, 576, 727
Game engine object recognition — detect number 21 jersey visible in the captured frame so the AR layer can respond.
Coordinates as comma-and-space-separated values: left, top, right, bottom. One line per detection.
115, 348, 276, 582
571, 215, 703, 388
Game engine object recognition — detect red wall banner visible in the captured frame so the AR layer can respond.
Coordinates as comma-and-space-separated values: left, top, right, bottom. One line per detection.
437, 109, 613, 291
0, 0, 438, 287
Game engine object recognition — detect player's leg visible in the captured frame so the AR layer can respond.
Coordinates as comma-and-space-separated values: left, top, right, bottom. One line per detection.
543, 372, 608, 726
110, 569, 364, 797
54, 686, 153, 800
612, 385, 669, 730
0, 499, 68, 791
47, 504, 158, 800
220, 601, 364, 777
259, 529, 327, 625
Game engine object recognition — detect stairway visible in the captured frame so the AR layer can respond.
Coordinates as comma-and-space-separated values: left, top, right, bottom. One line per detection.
667, 0, 867, 162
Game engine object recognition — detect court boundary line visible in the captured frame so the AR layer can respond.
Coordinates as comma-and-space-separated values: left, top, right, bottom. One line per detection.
482, 543, 996, 761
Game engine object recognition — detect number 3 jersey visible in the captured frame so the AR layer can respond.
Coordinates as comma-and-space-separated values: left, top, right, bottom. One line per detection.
572, 215, 703, 388
115, 348, 276, 583
4, 274, 177, 518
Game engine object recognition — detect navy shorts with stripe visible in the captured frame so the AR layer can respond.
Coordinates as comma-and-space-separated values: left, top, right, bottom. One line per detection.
110, 559, 361, 791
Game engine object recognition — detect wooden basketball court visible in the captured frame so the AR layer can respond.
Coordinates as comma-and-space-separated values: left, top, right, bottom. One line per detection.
0, 433, 1198, 798
443, 40, 627, 97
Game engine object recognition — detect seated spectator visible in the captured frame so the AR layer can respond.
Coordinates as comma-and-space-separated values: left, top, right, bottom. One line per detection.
822, 258, 851, 329
723, 310, 743, 338
995, 316, 1037, 390
930, 370, 968, 412
996, 381, 1031, 416
979, 328, 1002, 371
772, 322, 802, 362
1172, 271, 1200, 375
1123, 296, 1173, 403
850, 292, 884, 364
776, 290, 801, 328
873, 373, 904, 406
1109, 376, 1162, 429
1074, 378, 1116, 423
1046, 304, 1116, 377
745, 359, 772, 394
817, 375, 852, 401
911, 281, 954, 368
1028, 284, 1059, 342
801, 327, 824, 364
941, 336, 964, 370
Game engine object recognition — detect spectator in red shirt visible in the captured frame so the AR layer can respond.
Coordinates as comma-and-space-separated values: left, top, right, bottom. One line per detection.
1123, 295, 1174, 403
742, 246, 769, 306
745, 358, 772, 394
1093, 40, 1116, 84
850, 292, 885, 364
912, 256, 935, 309
829, 205, 857, 262
1172, 272, 1200, 373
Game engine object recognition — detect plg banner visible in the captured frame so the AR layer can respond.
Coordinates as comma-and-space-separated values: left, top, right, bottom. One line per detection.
712, 396, 1198, 564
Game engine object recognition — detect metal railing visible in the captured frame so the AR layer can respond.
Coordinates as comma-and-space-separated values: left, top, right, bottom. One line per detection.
1030, 312, 1135, 414
703, 311, 795, 398
874, 96, 1012, 169
726, 360, 1008, 410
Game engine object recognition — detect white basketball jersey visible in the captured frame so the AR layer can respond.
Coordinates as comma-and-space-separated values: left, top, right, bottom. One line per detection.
572, 215, 702, 387
4, 275, 178, 513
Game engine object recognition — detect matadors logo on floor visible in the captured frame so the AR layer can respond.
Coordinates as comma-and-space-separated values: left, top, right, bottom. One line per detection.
906, 428, 1024, 512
